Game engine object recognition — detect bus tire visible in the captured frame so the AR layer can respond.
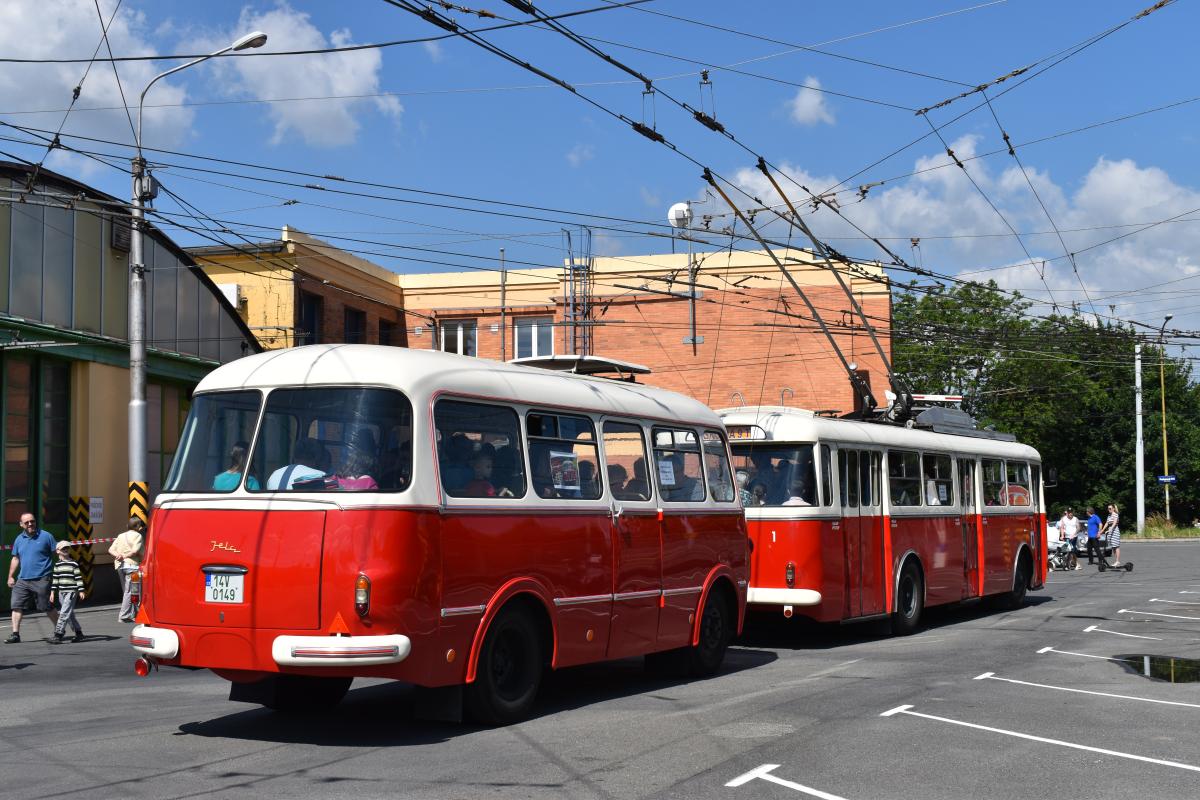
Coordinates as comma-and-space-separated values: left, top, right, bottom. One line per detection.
891, 561, 924, 636
466, 608, 543, 725
684, 588, 733, 678
262, 675, 352, 713
1003, 553, 1030, 610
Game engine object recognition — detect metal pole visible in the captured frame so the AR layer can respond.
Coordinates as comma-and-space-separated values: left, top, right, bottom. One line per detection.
499, 248, 507, 361
1160, 334, 1171, 521
687, 235, 697, 356
1135, 343, 1144, 534
128, 160, 147, 489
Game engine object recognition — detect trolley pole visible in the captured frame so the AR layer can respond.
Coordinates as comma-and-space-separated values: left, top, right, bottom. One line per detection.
1135, 343, 1144, 534
499, 248, 507, 361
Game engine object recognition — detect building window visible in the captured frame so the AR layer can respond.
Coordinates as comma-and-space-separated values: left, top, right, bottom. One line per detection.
344, 307, 366, 344
379, 319, 398, 347
440, 319, 477, 356
514, 316, 553, 359
298, 291, 322, 346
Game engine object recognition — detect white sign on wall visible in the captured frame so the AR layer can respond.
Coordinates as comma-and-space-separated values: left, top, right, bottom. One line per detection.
89, 497, 104, 525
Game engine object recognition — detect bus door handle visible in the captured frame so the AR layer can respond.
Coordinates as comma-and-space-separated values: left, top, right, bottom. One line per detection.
610, 502, 623, 521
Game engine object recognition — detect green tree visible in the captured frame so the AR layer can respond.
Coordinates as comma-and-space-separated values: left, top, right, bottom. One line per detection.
892, 281, 1199, 524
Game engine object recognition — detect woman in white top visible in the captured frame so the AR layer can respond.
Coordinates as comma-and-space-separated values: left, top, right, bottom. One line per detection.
108, 517, 146, 622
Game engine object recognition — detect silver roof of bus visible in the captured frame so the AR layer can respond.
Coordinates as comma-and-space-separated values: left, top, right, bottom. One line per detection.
718, 406, 1040, 461
196, 344, 722, 427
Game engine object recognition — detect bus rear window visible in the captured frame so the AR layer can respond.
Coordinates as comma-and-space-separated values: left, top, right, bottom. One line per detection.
248, 387, 413, 492
730, 444, 817, 506
165, 391, 262, 493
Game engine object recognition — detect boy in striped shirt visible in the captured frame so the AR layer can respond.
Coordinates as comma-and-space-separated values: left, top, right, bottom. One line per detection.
50, 541, 86, 643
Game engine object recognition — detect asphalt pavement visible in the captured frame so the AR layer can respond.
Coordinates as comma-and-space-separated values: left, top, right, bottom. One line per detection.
2, 541, 1199, 800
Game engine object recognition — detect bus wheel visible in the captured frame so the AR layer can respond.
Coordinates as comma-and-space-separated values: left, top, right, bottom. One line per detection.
466, 608, 543, 725
263, 675, 352, 713
891, 561, 924, 636
1003, 555, 1030, 610
685, 590, 733, 677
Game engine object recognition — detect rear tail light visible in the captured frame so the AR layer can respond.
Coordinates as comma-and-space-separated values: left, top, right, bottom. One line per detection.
134, 656, 152, 677
785, 561, 796, 588
130, 570, 143, 607
354, 574, 371, 617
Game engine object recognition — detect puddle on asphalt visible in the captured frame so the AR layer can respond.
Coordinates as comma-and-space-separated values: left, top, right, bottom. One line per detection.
1119, 654, 1200, 683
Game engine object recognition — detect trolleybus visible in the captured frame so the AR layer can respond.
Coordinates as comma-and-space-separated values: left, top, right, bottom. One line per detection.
130, 345, 748, 723
719, 405, 1045, 634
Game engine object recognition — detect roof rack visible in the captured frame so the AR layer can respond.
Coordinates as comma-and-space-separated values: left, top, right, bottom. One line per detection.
910, 407, 1016, 442
509, 355, 650, 382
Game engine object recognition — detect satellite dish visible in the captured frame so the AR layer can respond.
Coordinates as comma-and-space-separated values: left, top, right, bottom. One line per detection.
667, 202, 693, 229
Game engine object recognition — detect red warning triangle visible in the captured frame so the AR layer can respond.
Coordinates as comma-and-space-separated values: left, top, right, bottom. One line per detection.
328, 611, 351, 635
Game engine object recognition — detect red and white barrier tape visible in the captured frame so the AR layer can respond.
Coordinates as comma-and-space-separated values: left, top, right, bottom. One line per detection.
0, 536, 116, 552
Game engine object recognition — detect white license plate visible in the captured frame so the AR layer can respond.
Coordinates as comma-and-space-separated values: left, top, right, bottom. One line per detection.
204, 573, 244, 604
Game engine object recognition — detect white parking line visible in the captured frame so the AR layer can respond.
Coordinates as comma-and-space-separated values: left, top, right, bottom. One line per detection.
880, 705, 1200, 773
1180, 591, 1200, 595
973, 672, 1200, 708
1150, 598, 1200, 606
1083, 624, 1163, 640
1119, 608, 1200, 621
1037, 646, 1129, 662
726, 764, 848, 799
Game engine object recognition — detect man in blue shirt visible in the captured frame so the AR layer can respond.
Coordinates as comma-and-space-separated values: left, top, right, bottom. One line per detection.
1085, 505, 1106, 567
6, 513, 60, 643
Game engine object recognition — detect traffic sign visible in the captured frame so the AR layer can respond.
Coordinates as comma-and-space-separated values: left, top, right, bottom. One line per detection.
1158, 475, 1177, 484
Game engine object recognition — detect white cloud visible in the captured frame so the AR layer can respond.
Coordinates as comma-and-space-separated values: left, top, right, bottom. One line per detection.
0, 1, 193, 163
722, 140, 1200, 327
787, 77, 835, 127
566, 143, 594, 167
200, 2, 400, 148
422, 41, 444, 63
639, 186, 661, 208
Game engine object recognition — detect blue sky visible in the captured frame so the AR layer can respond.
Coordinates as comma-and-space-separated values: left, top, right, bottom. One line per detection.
1, 0, 1197, 335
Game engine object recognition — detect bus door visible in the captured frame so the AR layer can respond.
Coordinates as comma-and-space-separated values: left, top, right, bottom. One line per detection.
602, 421, 661, 659
858, 452, 886, 615
840, 449, 863, 618
960, 457, 981, 598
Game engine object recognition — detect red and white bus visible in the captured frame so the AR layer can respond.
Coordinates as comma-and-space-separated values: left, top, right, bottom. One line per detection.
718, 405, 1045, 634
130, 345, 748, 722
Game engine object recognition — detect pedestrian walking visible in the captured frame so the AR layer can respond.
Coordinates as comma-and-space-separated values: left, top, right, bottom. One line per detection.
1057, 508, 1083, 570
5, 513, 60, 643
108, 517, 146, 623
49, 541, 85, 643
1084, 505, 1107, 567
1101, 503, 1122, 566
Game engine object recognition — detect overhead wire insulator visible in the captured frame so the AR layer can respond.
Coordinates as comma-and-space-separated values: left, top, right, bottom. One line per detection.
693, 110, 725, 133
630, 121, 664, 144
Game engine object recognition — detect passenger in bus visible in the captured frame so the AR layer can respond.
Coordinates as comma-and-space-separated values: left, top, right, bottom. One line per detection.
440, 433, 475, 492
607, 463, 628, 498
266, 439, 326, 490
782, 473, 815, 505
212, 442, 259, 491
336, 431, 379, 491
666, 453, 704, 501
736, 470, 753, 505
529, 442, 558, 498
492, 444, 522, 496
750, 484, 768, 506
578, 460, 600, 499
463, 452, 513, 497
378, 441, 412, 490
623, 457, 650, 500
925, 479, 941, 505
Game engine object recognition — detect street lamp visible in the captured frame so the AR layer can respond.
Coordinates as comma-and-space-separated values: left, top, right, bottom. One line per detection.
1158, 314, 1173, 521
128, 31, 268, 513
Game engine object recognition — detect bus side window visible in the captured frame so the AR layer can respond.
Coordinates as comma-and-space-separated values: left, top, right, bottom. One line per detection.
435, 400, 525, 499
528, 411, 601, 500
653, 428, 706, 503
820, 445, 833, 506
922, 453, 954, 507
858, 450, 873, 507
840, 450, 858, 508
603, 421, 651, 501
887, 449, 921, 507
982, 459, 1007, 506
702, 430, 736, 502
1006, 461, 1031, 506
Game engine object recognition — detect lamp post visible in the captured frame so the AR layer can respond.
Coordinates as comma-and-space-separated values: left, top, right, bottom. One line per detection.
1158, 314, 1173, 521
128, 31, 267, 515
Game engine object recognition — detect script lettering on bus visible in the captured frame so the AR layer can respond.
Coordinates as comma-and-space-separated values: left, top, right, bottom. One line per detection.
210, 540, 241, 554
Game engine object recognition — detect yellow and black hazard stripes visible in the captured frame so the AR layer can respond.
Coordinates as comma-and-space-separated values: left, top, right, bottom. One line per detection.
128, 481, 149, 528
67, 496, 96, 594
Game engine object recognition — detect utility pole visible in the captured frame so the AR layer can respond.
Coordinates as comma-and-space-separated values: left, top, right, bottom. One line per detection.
1135, 343, 1144, 533
1159, 314, 1173, 520
499, 248, 507, 361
